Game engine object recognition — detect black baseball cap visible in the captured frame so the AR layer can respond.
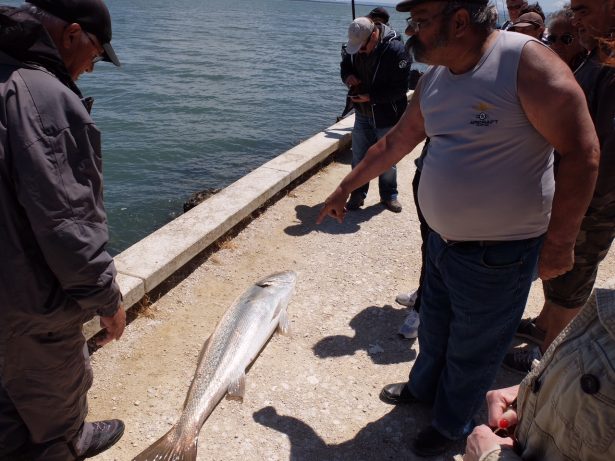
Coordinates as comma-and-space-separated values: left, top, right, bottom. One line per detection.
396, 0, 488, 12
29, 0, 120, 66
368, 7, 390, 23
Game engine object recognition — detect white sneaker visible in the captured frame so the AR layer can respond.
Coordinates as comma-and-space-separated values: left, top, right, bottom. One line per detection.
398, 309, 420, 339
395, 290, 418, 307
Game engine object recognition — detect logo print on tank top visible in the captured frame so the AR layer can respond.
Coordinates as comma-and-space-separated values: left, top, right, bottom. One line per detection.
470, 102, 499, 127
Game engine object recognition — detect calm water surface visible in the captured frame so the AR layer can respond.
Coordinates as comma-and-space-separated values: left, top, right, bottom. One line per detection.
6, 0, 411, 253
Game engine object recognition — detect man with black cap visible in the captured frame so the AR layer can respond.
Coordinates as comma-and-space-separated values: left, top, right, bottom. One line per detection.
340, 16, 409, 213
0, 1, 125, 459
367, 6, 392, 26
318, 0, 599, 456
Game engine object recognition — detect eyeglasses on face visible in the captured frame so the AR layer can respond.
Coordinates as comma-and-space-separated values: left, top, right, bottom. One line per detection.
405, 11, 445, 32
82, 30, 105, 65
546, 33, 575, 45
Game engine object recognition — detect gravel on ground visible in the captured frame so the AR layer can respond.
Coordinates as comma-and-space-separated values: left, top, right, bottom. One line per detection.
88, 145, 615, 461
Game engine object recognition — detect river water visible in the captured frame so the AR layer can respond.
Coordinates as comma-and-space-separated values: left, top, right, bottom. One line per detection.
4, 0, 412, 253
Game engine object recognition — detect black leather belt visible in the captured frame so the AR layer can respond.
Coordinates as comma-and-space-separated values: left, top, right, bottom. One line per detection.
441, 238, 507, 247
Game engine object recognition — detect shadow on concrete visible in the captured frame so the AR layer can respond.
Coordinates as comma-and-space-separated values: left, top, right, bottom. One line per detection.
313, 305, 417, 366
285, 203, 385, 237
253, 404, 465, 461
335, 148, 353, 165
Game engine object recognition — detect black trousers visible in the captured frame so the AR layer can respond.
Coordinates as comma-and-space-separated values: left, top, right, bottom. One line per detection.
0, 321, 91, 460
412, 166, 430, 313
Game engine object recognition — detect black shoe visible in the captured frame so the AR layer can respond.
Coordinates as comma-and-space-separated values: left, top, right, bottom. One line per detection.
502, 346, 542, 375
515, 317, 546, 344
381, 198, 402, 213
411, 425, 456, 457
346, 192, 364, 210
76, 420, 125, 460
379, 382, 419, 405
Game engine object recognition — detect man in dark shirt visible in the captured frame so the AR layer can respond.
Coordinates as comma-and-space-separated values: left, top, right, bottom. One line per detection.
340, 16, 409, 213
0, 1, 126, 459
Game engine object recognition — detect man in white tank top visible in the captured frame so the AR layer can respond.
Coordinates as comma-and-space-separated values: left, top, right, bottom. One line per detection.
317, 0, 599, 456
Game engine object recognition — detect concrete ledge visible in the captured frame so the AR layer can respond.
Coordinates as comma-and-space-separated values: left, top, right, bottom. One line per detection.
263, 120, 353, 181
115, 166, 291, 291
111, 115, 354, 308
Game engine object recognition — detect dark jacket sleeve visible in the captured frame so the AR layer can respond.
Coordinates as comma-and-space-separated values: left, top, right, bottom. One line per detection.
369, 40, 409, 104
340, 50, 354, 85
10, 70, 121, 317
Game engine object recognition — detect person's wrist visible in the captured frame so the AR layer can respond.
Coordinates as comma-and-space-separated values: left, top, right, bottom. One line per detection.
478, 445, 503, 461
338, 183, 351, 197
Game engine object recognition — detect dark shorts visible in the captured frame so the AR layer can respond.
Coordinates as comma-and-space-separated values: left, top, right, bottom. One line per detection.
543, 210, 615, 308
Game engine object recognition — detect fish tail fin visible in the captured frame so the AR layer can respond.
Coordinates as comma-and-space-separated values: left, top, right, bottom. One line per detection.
132, 424, 198, 461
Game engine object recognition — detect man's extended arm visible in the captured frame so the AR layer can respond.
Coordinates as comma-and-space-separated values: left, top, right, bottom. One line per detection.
518, 42, 600, 279
317, 88, 426, 223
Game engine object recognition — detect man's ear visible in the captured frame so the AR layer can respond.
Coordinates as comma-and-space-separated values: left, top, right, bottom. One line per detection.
453, 9, 471, 37
61, 23, 83, 51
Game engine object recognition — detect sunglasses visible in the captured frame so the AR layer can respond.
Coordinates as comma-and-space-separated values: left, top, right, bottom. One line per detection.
546, 33, 575, 45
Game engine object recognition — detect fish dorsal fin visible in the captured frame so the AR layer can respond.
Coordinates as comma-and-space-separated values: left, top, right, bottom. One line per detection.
276, 308, 291, 336
183, 337, 210, 409
226, 372, 246, 402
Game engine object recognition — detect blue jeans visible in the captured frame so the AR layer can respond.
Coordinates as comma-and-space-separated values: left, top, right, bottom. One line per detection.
351, 112, 398, 201
408, 232, 543, 439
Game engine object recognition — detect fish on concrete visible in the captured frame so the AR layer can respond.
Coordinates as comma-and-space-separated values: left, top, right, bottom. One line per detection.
132, 270, 297, 461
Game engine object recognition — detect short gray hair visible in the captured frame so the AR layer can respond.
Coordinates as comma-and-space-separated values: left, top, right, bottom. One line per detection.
547, 4, 573, 28
442, 1, 498, 33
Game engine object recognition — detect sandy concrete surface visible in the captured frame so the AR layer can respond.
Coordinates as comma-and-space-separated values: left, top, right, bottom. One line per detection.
87, 146, 615, 461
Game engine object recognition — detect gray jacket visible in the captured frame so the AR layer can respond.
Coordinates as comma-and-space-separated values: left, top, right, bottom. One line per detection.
0, 7, 121, 341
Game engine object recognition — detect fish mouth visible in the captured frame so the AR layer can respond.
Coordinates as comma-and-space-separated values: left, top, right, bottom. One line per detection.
256, 271, 297, 288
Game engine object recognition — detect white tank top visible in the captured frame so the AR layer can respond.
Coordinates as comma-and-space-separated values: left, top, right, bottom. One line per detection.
418, 31, 554, 241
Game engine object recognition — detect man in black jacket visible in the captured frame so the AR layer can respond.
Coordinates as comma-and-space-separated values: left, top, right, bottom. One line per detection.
340, 16, 409, 213
0, 1, 125, 459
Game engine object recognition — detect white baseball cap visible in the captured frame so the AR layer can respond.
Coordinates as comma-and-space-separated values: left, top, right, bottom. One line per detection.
346, 17, 375, 55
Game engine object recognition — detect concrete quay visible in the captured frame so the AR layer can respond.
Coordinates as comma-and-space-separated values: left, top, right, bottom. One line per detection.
87, 108, 615, 460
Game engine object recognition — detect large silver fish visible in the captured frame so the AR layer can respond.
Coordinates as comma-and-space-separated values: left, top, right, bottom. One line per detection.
133, 271, 297, 461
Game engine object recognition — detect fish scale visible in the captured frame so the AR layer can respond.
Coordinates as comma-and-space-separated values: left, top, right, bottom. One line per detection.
132, 271, 296, 461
